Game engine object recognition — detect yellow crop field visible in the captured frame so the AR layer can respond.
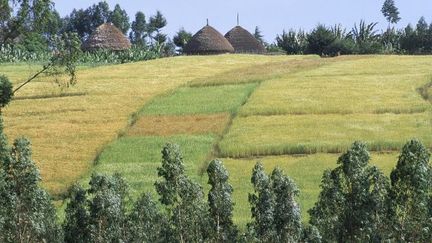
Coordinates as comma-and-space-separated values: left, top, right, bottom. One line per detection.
240, 56, 432, 116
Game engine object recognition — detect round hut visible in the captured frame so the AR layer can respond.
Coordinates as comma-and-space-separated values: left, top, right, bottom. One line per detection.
183, 25, 234, 55
225, 26, 266, 54
82, 23, 131, 51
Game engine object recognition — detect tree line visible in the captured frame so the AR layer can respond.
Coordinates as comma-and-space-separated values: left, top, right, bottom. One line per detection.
274, 0, 432, 56
0, 74, 430, 242
0, 0, 170, 50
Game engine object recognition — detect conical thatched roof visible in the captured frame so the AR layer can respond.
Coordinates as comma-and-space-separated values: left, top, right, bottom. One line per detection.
82, 23, 131, 51
225, 26, 266, 54
183, 25, 234, 55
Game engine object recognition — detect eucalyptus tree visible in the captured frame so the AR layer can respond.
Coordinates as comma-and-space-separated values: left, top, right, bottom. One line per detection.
126, 193, 166, 242
389, 139, 432, 242
381, 0, 401, 27
155, 143, 210, 242
309, 142, 391, 242
248, 162, 276, 241
130, 11, 147, 47
109, 4, 130, 34
0, 138, 62, 243
271, 168, 302, 242
207, 159, 237, 242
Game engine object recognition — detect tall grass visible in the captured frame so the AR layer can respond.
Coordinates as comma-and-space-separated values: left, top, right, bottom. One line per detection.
240, 56, 432, 116
139, 83, 258, 116
1, 54, 285, 195
219, 113, 432, 157
223, 152, 398, 225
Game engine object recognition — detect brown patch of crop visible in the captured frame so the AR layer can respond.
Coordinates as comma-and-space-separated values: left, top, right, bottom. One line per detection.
127, 113, 231, 136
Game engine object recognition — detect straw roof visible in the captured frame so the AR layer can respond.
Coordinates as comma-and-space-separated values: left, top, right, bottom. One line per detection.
225, 26, 266, 54
183, 25, 234, 55
82, 23, 131, 51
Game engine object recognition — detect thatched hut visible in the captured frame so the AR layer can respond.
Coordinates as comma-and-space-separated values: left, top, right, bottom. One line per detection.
82, 23, 131, 51
225, 26, 266, 54
183, 25, 234, 55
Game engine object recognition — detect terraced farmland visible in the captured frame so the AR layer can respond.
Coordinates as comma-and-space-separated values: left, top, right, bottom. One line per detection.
2, 55, 431, 226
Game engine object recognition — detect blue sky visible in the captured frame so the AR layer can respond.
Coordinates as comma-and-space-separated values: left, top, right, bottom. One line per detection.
53, 0, 432, 42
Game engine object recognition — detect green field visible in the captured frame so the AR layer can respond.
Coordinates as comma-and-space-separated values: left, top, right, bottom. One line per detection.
219, 113, 432, 157
2, 54, 432, 226
140, 83, 257, 115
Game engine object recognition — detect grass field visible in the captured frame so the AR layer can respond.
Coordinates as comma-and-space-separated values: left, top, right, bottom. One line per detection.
219, 113, 432, 157
223, 152, 399, 226
1, 55, 293, 195
93, 135, 214, 198
240, 56, 432, 116
1, 54, 432, 227
139, 83, 258, 115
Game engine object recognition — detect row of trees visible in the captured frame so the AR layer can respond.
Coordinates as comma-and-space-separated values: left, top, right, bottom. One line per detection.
0, 0, 173, 55
274, 17, 432, 56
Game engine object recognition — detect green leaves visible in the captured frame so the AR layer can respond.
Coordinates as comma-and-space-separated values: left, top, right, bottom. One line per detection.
310, 141, 391, 242
207, 159, 237, 242
0, 75, 12, 107
381, 0, 401, 25
389, 139, 432, 241
0, 137, 61, 242
248, 162, 302, 242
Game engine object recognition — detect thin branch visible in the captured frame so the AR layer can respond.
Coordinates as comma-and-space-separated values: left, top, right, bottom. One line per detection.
12, 64, 51, 95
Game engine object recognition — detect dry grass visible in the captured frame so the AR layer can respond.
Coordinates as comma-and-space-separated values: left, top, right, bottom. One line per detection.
1, 54, 290, 195
127, 113, 230, 136
223, 152, 399, 225
219, 113, 432, 157
240, 56, 432, 116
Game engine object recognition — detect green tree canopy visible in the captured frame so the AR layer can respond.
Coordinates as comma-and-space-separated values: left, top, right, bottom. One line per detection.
381, 0, 401, 25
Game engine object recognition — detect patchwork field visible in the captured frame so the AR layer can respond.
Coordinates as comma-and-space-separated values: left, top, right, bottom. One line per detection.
1, 54, 431, 226
0, 55, 295, 195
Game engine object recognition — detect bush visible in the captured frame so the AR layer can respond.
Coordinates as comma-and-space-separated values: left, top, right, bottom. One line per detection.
0, 76, 13, 108
306, 25, 336, 55
324, 38, 356, 56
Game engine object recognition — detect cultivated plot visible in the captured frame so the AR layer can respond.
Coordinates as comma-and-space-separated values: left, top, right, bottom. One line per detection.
94, 135, 215, 198
2, 54, 286, 195
240, 56, 432, 116
188, 55, 322, 87
222, 152, 398, 225
127, 113, 231, 136
220, 113, 432, 157
140, 83, 258, 115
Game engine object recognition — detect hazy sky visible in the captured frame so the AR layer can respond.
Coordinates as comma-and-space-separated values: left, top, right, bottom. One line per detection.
53, 0, 432, 42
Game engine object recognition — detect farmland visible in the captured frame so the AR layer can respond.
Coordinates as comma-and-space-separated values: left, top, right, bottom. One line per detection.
1, 54, 431, 226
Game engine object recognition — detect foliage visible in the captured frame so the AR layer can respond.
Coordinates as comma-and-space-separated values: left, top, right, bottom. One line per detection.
276, 29, 307, 54
248, 163, 302, 242
130, 11, 147, 47
381, 0, 401, 25
155, 143, 210, 242
306, 24, 336, 55
12, 32, 82, 94
0, 137, 62, 243
349, 20, 381, 54
126, 193, 166, 242
207, 159, 238, 242
63, 185, 91, 243
309, 142, 391, 242
0, 75, 13, 108
148, 10, 167, 46
173, 27, 192, 52
254, 26, 265, 44
108, 4, 130, 34
389, 139, 432, 242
